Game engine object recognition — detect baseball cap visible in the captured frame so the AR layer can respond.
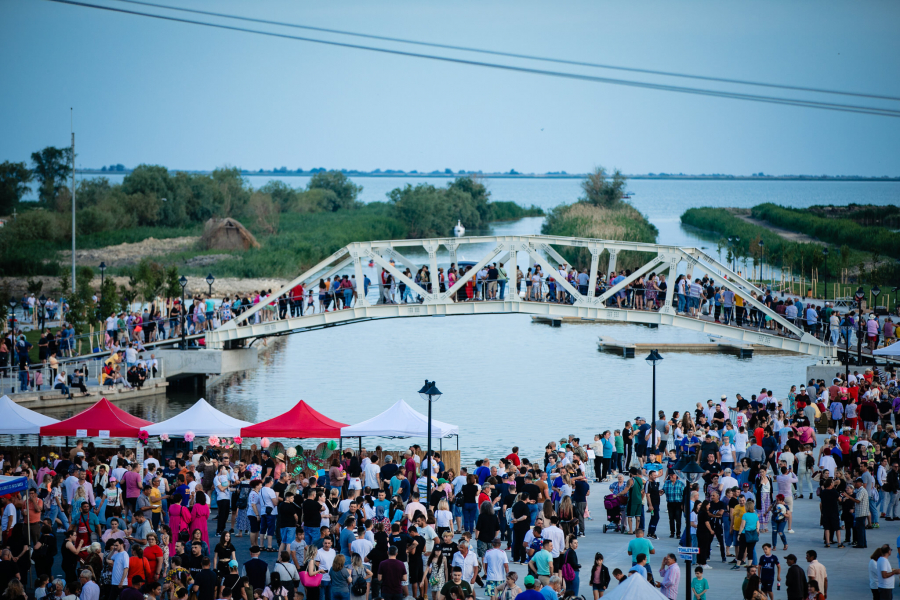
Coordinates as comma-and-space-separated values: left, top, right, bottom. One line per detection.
720, 394, 727, 400
524, 575, 535, 586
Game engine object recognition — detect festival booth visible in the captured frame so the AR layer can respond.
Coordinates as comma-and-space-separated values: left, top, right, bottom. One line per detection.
340, 399, 461, 475
240, 400, 347, 438
0, 395, 60, 435
597, 572, 668, 600
142, 398, 251, 437
39, 397, 153, 437
0, 474, 34, 560
874, 341, 900, 357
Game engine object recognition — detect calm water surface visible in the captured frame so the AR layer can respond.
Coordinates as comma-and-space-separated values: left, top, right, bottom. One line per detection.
49, 176, 897, 461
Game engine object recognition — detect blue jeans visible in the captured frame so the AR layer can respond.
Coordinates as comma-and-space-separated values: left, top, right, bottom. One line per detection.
677, 293, 686, 313
854, 516, 868, 547
870, 497, 879, 524
565, 571, 580, 595
19, 371, 29, 391
320, 580, 332, 600
46, 505, 69, 530
463, 503, 478, 532
304, 525, 321, 546
499, 280, 507, 300
331, 591, 348, 600
772, 520, 787, 547
528, 503, 540, 526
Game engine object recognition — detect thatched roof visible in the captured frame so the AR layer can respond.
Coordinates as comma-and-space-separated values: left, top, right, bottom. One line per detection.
200, 217, 260, 251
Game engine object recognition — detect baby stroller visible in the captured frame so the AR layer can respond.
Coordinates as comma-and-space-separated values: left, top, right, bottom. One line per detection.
602, 493, 624, 533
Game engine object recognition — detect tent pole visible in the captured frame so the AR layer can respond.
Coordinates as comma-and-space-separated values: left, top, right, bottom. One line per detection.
358, 437, 361, 455
339, 438, 343, 453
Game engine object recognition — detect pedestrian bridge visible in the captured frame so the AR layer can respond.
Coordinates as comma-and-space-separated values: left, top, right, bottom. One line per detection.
205, 235, 837, 358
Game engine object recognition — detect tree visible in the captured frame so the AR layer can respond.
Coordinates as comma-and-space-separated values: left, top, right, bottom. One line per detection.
164, 266, 182, 300
579, 166, 627, 208
447, 175, 491, 225
307, 171, 362, 211
0, 161, 32, 214
134, 259, 166, 307
98, 277, 120, 321
248, 191, 280, 234
30, 146, 73, 205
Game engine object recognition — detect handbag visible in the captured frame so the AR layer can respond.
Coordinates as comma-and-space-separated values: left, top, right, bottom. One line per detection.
560, 550, 576, 582
299, 562, 322, 588
744, 528, 759, 543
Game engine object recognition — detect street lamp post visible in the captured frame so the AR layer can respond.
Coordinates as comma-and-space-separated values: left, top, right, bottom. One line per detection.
7, 298, 16, 332
645, 350, 663, 453
857, 287, 865, 365
179, 275, 188, 350
99, 262, 106, 289
39, 295, 47, 330
758, 239, 765, 284
418, 380, 443, 503
206, 273, 215, 297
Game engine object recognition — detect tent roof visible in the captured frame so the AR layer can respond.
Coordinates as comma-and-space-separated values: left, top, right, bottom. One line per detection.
0, 476, 28, 496
39, 397, 153, 438
241, 400, 346, 439
874, 340, 900, 356
341, 399, 459, 439
142, 398, 252, 437
0, 395, 59, 435
600, 572, 668, 600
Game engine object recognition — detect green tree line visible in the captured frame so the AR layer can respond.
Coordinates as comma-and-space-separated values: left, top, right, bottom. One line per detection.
751, 202, 900, 258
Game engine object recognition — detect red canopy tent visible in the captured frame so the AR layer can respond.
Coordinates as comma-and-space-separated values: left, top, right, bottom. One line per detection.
240, 400, 346, 438
39, 397, 153, 437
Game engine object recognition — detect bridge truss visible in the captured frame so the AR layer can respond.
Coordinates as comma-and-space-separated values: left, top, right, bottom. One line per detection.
206, 235, 836, 358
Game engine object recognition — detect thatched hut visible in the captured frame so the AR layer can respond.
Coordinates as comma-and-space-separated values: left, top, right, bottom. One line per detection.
200, 217, 260, 251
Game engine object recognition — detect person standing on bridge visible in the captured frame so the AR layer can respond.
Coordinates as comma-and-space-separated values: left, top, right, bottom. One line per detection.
291, 282, 304, 317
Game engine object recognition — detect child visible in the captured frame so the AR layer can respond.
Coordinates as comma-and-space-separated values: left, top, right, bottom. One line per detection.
589, 552, 610, 600
495, 572, 521, 600
691, 566, 709, 600
757, 543, 780, 600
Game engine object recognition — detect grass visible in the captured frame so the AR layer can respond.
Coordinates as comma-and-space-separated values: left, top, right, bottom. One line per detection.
751, 203, 900, 258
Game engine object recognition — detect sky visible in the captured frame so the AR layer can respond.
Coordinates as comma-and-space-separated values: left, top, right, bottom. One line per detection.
2, 0, 899, 176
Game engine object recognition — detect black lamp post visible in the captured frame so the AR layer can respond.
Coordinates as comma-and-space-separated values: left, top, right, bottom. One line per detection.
99, 262, 106, 289
418, 379, 442, 502
645, 350, 663, 454
206, 273, 215, 297
758, 240, 765, 283
179, 275, 188, 350
821, 248, 829, 301
857, 287, 865, 365
727, 237, 740, 272
39, 295, 47, 330
873, 285, 881, 309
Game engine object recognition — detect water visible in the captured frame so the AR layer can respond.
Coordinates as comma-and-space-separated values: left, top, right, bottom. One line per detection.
53, 175, 898, 462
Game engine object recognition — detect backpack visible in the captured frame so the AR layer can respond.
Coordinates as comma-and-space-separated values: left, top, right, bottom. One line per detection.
271, 589, 287, 600
237, 484, 251, 510
351, 571, 368, 597
805, 454, 815, 470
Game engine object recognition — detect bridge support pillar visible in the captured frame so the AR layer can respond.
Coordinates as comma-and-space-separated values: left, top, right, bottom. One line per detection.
352, 251, 369, 308
508, 247, 519, 301
608, 249, 618, 274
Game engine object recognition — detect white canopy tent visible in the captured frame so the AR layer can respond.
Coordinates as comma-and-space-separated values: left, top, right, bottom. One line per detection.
599, 572, 668, 600
142, 398, 252, 437
341, 399, 459, 439
0, 395, 59, 435
874, 341, 900, 356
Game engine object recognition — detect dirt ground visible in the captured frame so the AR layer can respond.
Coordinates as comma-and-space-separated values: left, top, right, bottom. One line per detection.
728, 208, 824, 244
57, 236, 200, 268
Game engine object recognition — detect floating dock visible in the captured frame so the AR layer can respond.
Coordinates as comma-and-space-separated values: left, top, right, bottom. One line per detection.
531, 316, 658, 328
597, 336, 795, 359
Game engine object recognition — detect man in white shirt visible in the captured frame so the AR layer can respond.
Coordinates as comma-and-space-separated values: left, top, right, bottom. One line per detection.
363, 455, 381, 490
720, 469, 738, 492
350, 529, 374, 561
142, 451, 160, 472
483, 539, 509, 590
405, 492, 427, 521
541, 517, 565, 559
452, 540, 479, 585
124, 344, 137, 367
79, 569, 101, 600
316, 538, 337, 593
1, 498, 17, 538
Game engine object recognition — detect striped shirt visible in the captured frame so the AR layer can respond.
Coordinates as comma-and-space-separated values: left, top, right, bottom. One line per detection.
855, 487, 870, 517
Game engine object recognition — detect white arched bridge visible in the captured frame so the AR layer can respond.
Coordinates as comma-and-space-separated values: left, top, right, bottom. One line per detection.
205, 235, 837, 358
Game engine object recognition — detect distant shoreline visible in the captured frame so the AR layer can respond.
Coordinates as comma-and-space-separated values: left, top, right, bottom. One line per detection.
78, 170, 900, 182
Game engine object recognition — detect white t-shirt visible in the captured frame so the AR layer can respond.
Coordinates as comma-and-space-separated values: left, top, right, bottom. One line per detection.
420, 525, 437, 552
720, 444, 735, 463
248, 490, 262, 517
1, 503, 16, 531
435, 510, 453, 528
316, 548, 336, 581
878, 556, 895, 588
484, 548, 509, 581
542, 525, 565, 558
364, 464, 381, 487
260, 486, 278, 515
734, 432, 748, 452
350, 538, 373, 560
143, 458, 160, 471
870, 559, 881, 589
338, 499, 353, 514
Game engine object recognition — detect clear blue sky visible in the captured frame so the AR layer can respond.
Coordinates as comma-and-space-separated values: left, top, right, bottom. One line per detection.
2, 0, 899, 176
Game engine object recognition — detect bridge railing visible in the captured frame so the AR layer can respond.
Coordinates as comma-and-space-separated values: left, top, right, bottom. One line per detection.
0, 356, 164, 397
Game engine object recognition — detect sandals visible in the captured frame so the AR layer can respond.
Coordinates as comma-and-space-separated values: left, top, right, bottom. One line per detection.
837, 544, 845, 548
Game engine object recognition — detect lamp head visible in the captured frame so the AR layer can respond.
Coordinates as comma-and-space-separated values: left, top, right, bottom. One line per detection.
645, 349, 664, 367
418, 380, 442, 401
39, 295, 47, 306
872, 285, 881, 298
179, 275, 188, 289
206, 273, 215, 286
822, 247, 828, 257
99, 261, 106, 271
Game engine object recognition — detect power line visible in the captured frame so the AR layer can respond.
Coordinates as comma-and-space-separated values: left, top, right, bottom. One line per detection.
44, 0, 900, 118
114, 0, 900, 104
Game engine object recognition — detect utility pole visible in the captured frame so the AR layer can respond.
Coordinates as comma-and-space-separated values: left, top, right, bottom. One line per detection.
71, 108, 76, 293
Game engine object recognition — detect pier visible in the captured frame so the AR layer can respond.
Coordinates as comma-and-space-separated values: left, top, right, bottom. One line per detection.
596, 334, 796, 359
